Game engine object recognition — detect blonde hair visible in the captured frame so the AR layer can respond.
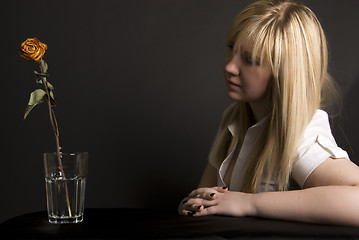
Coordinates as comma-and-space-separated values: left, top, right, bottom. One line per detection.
209, 0, 336, 193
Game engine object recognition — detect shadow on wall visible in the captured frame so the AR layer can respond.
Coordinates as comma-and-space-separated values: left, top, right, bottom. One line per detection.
334, 75, 359, 165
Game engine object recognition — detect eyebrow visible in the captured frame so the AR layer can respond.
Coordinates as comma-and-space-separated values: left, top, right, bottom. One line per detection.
243, 51, 259, 58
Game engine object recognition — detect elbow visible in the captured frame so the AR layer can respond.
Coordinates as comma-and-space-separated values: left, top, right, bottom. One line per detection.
327, 185, 359, 227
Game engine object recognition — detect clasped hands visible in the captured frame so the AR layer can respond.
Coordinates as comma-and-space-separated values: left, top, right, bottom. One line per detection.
178, 186, 255, 217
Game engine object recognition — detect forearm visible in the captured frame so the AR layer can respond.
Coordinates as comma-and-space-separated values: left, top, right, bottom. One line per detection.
251, 185, 359, 226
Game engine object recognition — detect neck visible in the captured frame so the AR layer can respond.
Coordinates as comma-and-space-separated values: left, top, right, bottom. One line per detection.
249, 100, 271, 124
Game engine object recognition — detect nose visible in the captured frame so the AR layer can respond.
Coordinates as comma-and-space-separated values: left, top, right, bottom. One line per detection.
224, 53, 240, 76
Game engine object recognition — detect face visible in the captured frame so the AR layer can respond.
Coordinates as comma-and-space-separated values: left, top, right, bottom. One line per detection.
223, 45, 272, 105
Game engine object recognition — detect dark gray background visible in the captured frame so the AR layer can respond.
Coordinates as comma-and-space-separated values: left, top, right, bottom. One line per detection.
1, 0, 358, 223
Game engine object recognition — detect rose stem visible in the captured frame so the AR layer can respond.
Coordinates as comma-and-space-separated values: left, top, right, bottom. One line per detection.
40, 60, 73, 218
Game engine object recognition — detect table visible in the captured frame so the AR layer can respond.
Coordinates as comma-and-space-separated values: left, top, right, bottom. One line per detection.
1, 208, 359, 239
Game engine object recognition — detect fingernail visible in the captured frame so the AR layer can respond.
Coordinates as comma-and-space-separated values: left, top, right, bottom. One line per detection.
210, 193, 215, 197
222, 186, 228, 190
187, 212, 194, 216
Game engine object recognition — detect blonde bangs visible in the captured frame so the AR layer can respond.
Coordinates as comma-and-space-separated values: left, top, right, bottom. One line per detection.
227, 10, 284, 77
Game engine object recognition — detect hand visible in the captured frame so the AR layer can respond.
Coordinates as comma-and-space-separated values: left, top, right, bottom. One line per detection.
178, 186, 228, 216
179, 187, 256, 217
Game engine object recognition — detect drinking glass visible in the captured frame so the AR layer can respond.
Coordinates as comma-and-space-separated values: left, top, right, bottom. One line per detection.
43, 152, 88, 224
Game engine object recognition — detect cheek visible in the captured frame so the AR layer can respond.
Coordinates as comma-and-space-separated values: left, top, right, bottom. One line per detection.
255, 67, 272, 84
245, 72, 272, 95
257, 75, 272, 97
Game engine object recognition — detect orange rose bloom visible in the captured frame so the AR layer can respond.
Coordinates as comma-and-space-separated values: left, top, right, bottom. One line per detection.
20, 38, 47, 62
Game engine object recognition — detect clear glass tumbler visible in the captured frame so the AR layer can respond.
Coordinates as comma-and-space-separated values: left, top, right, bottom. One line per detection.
43, 152, 88, 224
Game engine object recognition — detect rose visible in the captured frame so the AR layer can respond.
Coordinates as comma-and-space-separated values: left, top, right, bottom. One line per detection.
19, 37, 74, 218
20, 38, 47, 62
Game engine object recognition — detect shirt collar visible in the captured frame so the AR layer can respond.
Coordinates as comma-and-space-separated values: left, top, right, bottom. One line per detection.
228, 115, 269, 136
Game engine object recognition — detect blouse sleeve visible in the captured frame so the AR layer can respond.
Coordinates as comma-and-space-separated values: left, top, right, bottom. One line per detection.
291, 110, 350, 188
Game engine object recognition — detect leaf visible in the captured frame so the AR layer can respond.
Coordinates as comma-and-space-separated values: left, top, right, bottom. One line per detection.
35, 76, 42, 84
28, 89, 46, 105
45, 82, 56, 106
24, 105, 36, 120
24, 89, 46, 119
34, 77, 54, 92
49, 90, 56, 106
46, 81, 54, 91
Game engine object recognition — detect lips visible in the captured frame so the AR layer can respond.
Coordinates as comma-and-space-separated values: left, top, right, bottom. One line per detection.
227, 79, 241, 88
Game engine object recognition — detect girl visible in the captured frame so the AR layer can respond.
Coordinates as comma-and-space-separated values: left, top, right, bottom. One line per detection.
179, 0, 359, 226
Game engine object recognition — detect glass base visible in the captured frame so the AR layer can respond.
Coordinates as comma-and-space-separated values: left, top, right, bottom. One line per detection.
48, 214, 83, 224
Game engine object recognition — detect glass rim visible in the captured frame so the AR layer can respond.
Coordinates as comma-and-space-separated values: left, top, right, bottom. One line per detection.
43, 152, 88, 156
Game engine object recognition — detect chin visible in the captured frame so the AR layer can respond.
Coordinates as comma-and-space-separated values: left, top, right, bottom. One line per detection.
226, 91, 244, 102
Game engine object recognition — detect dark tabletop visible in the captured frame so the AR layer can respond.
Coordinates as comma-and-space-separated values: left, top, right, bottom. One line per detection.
1, 208, 359, 239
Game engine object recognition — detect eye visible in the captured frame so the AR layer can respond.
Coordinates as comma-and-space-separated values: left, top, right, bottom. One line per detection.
243, 54, 253, 64
242, 52, 260, 66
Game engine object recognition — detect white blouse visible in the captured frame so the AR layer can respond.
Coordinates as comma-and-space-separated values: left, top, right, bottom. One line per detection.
209, 109, 349, 192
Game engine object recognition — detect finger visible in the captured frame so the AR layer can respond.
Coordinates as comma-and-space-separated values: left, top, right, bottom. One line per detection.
182, 197, 189, 204
180, 209, 196, 216
179, 209, 187, 215
185, 193, 217, 204
179, 202, 197, 216
212, 186, 229, 193
184, 196, 203, 206
193, 206, 218, 217
188, 188, 215, 197
186, 204, 204, 212
188, 188, 217, 198
188, 186, 228, 198
184, 197, 207, 210
186, 211, 196, 216
185, 198, 218, 210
